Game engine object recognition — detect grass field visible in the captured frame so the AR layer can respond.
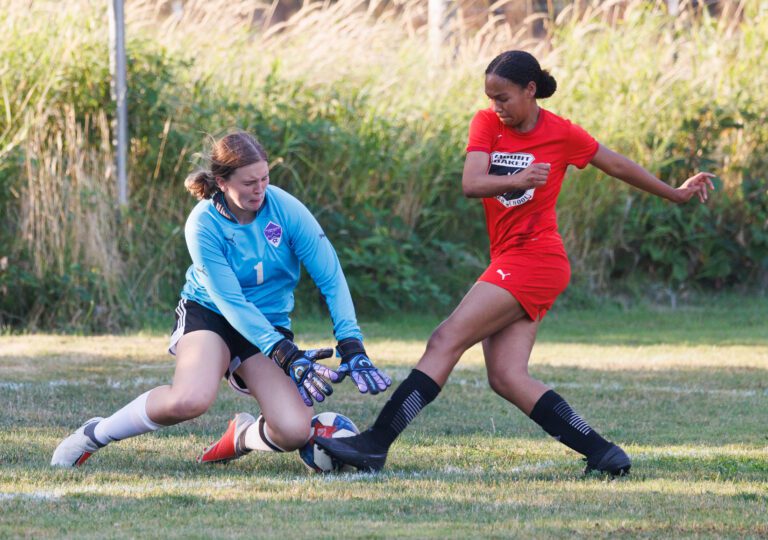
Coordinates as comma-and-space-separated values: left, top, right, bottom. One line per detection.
1, 295, 767, 538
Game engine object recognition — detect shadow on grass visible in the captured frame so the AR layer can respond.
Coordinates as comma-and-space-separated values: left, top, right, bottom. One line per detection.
2, 361, 766, 447
4, 363, 765, 483
4, 432, 768, 540
292, 293, 768, 347
6, 434, 767, 484
536, 303, 768, 346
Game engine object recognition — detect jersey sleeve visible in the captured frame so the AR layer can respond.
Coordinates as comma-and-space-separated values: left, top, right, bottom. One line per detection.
565, 121, 599, 169
284, 198, 363, 343
466, 110, 500, 154
185, 214, 287, 355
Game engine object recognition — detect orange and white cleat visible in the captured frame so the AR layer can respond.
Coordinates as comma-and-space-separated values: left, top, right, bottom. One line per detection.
197, 412, 255, 464
51, 417, 105, 467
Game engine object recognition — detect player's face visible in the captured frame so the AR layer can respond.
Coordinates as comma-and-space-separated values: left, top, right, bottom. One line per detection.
218, 160, 270, 222
485, 74, 537, 129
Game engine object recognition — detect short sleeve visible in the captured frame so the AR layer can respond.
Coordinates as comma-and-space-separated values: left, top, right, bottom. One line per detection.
566, 121, 599, 169
466, 109, 500, 154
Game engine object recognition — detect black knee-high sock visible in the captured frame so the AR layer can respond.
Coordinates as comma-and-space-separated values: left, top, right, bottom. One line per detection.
364, 369, 441, 450
529, 390, 611, 458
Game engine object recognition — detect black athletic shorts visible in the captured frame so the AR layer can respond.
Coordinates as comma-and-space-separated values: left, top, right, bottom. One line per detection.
168, 298, 293, 395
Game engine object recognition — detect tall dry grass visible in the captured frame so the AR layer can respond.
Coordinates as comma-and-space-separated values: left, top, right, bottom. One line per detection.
0, 0, 765, 329
21, 109, 119, 278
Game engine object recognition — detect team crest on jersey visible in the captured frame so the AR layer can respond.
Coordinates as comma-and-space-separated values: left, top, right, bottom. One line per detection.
489, 152, 536, 208
264, 221, 283, 247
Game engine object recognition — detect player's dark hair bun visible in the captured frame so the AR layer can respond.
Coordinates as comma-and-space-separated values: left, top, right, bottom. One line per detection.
536, 69, 557, 98
485, 50, 557, 99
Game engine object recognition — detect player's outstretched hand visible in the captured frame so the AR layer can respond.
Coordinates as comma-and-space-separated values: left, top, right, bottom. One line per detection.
336, 338, 392, 395
675, 172, 716, 204
270, 339, 340, 406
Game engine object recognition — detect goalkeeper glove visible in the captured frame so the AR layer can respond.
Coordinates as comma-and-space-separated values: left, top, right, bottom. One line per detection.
336, 338, 392, 394
270, 339, 340, 406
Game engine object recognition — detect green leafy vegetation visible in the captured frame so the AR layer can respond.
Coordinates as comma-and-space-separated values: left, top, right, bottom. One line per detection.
0, 0, 766, 331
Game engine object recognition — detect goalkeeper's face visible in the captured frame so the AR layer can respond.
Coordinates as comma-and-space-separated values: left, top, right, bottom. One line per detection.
219, 160, 270, 215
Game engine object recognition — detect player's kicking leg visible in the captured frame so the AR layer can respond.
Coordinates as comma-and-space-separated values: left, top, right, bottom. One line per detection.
316, 283, 526, 472
483, 316, 631, 476
198, 351, 312, 463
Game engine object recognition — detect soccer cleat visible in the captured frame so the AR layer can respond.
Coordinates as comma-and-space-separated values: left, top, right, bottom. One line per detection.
197, 412, 256, 464
584, 442, 631, 476
50, 417, 105, 467
314, 430, 388, 472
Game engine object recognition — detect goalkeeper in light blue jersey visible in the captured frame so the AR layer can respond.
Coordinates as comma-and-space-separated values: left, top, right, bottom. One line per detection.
51, 132, 390, 468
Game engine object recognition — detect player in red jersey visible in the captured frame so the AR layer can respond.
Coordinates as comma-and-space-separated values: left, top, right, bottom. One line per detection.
315, 50, 715, 475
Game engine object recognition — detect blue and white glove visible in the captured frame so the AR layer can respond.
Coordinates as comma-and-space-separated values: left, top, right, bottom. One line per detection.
336, 338, 392, 394
270, 339, 340, 406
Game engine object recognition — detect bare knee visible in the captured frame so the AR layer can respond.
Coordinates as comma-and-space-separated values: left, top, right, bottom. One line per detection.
166, 391, 214, 421
487, 368, 530, 398
267, 415, 312, 451
425, 324, 466, 358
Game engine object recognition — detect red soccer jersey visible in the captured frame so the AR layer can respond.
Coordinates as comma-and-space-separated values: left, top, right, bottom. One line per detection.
466, 107, 598, 259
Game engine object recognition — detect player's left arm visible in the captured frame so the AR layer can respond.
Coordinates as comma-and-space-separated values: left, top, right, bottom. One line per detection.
288, 200, 391, 394
590, 144, 715, 204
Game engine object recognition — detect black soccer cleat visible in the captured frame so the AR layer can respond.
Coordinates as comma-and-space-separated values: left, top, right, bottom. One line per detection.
314, 432, 388, 472
584, 443, 631, 476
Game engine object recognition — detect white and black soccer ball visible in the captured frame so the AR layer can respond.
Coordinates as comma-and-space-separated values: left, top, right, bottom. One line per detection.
299, 412, 359, 473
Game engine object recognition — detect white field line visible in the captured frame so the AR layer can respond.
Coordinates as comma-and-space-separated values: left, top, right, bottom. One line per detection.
0, 491, 61, 500
311, 460, 560, 482
0, 480, 239, 501
549, 381, 765, 398
450, 377, 766, 397
0, 377, 168, 390
634, 447, 768, 460
8, 452, 757, 501
439, 460, 558, 476
0, 376, 765, 398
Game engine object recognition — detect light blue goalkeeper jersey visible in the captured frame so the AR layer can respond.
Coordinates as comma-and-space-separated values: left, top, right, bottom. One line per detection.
181, 185, 362, 355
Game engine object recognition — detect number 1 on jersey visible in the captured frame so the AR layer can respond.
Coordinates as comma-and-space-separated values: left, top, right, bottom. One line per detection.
254, 261, 264, 285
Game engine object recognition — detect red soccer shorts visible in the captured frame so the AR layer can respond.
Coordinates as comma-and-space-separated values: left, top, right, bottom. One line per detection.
477, 247, 571, 321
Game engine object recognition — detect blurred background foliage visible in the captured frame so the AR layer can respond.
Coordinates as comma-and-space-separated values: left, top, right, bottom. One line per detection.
0, 0, 765, 331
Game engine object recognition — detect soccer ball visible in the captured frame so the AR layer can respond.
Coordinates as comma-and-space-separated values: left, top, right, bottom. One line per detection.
299, 412, 359, 473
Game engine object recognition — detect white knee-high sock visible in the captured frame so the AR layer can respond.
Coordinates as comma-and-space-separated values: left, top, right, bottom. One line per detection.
243, 415, 288, 452
92, 390, 162, 445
